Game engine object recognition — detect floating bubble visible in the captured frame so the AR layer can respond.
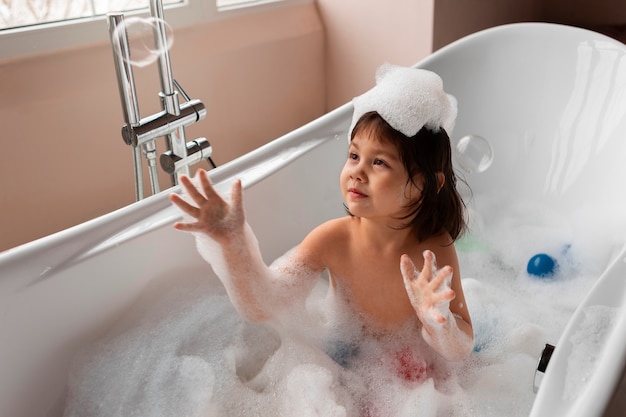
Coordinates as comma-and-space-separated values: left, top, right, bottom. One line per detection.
454, 134, 494, 173
112, 16, 174, 68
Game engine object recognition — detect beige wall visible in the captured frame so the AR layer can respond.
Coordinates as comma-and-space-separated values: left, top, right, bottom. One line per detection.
315, 0, 626, 111
2, 0, 626, 252
316, 0, 435, 110
0, 2, 325, 251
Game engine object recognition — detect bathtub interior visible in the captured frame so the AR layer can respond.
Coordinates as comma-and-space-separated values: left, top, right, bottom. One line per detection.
428, 24, 626, 417
0, 128, 349, 417
530, 248, 626, 417
431, 25, 626, 215
1, 22, 626, 417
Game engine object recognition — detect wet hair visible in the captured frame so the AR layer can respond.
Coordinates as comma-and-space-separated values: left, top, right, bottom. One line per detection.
349, 111, 467, 242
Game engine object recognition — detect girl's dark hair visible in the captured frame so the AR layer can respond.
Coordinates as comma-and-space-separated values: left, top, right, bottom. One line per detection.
350, 111, 467, 242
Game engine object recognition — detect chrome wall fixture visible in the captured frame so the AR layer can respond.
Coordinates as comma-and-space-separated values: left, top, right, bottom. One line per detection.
107, 0, 215, 200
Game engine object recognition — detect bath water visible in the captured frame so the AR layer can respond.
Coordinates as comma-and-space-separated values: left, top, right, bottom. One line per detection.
62, 192, 621, 417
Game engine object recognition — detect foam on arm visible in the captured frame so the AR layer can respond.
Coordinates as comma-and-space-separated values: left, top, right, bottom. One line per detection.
401, 251, 474, 361
419, 308, 474, 362
194, 224, 320, 322
170, 171, 321, 322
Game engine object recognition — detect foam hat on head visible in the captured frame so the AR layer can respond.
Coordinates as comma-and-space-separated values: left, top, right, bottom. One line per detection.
348, 63, 457, 140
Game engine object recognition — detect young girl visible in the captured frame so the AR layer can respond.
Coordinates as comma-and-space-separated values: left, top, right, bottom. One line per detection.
169, 64, 474, 365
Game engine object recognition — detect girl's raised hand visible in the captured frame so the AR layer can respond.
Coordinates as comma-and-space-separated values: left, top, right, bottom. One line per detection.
169, 170, 244, 244
401, 250, 456, 327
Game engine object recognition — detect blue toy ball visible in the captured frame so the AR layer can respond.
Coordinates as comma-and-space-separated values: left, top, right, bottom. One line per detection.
527, 253, 558, 278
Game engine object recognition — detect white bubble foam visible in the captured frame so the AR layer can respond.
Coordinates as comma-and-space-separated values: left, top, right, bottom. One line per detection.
63, 193, 623, 417
564, 305, 620, 401
350, 64, 457, 138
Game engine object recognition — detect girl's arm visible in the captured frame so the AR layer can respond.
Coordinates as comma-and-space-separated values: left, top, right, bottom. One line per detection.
169, 170, 321, 322
401, 250, 474, 361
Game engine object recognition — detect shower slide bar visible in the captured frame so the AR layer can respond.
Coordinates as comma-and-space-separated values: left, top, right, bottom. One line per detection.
107, 0, 215, 200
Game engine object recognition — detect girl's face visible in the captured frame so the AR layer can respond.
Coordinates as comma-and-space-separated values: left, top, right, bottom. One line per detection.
340, 130, 423, 223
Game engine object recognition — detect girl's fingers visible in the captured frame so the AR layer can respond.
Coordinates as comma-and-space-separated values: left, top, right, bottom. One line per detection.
427, 250, 438, 271
173, 221, 200, 232
402, 251, 455, 315
420, 250, 434, 283
179, 174, 207, 206
431, 266, 453, 290
170, 174, 245, 239
431, 311, 447, 324
400, 254, 417, 282
174, 170, 231, 213
169, 193, 200, 218
434, 288, 456, 304
231, 180, 244, 214
198, 169, 222, 201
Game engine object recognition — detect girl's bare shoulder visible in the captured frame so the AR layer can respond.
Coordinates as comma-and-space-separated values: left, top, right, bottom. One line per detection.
297, 217, 351, 260
306, 217, 351, 243
420, 231, 459, 267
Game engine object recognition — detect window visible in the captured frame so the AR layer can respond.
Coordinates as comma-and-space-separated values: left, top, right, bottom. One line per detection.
0, 0, 300, 62
0, 0, 204, 62
0, 0, 183, 31
216, 0, 269, 9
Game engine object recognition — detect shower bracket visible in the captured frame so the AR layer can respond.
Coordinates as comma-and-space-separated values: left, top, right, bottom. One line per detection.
107, 0, 215, 201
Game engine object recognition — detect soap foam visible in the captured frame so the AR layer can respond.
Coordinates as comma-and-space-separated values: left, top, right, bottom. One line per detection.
63, 193, 622, 417
564, 305, 620, 401
349, 64, 457, 139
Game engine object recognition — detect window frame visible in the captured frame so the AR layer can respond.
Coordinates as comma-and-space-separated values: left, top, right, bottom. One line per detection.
0, 0, 309, 62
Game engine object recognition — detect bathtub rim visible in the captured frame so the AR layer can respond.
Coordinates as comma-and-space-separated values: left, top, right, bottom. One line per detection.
529, 242, 626, 417
0, 102, 352, 281
1, 21, 625, 417
4, 21, 621, 261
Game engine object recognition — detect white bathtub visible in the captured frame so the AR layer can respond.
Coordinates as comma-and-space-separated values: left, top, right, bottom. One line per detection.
1, 23, 626, 417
